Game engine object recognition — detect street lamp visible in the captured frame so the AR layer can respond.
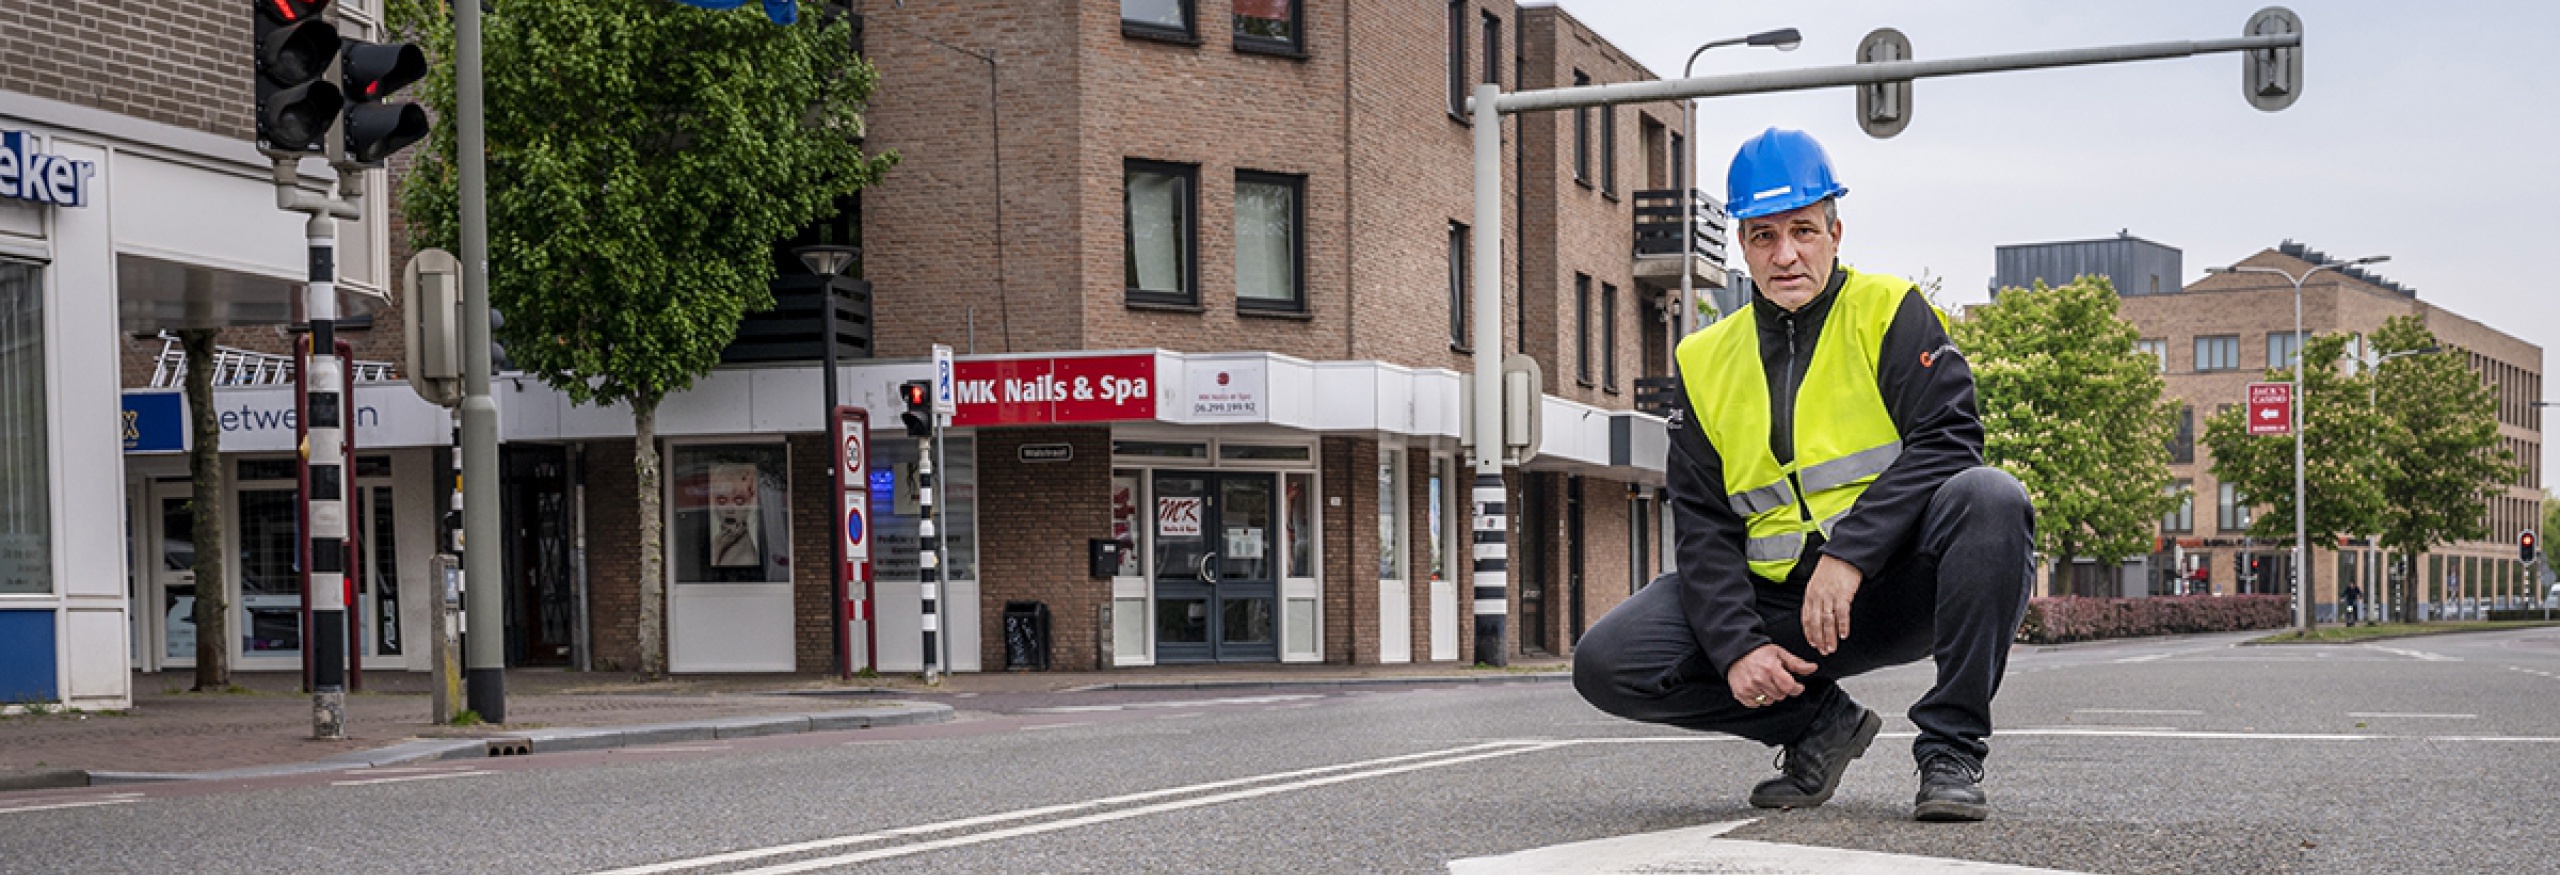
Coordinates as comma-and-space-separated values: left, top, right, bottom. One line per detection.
2208, 252, 2389, 636
1679, 28, 1800, 336
795, 244, 858, 677
2366, 344, 2440, 624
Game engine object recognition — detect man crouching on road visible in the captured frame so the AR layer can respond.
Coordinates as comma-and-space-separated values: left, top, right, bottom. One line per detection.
1572, 128, 2036, 822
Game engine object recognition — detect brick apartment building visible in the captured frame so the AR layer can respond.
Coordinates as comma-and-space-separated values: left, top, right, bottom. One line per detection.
7, 0, 1722, 700
563, 0, 1717, 673
1997, 237, 2543, 620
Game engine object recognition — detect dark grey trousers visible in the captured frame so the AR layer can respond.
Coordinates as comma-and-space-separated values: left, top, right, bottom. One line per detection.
1573, 466, 2036, 763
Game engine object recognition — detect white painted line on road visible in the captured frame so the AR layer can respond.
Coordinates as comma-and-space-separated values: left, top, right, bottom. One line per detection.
2347, 712, 2477, 720
1025, 694, 1324, 714
2018, 726, 2181, 733
2367, 645, 2459, 662
2112, 645, 2229, 664
331, 771, 495, 787
1154, 712, 1204, 721
0, 793, 143, 816
1018, 722, 1094, 731
610, 746, 734, 753
583, 741, 1543, 875
2072, 709, 2203, 716
354, 764, 482, 775
1449, 819, 2096, 875
718, 742, 1575, 875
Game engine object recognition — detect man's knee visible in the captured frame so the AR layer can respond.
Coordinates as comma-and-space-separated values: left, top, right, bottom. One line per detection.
1943, 466, 2030, 517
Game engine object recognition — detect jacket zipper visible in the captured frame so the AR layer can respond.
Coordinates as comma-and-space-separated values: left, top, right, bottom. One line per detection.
1780, 315, 1813, 522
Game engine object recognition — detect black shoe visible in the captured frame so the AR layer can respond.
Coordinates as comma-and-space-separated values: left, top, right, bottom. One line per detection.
1912, 752, 1989, 822
1747, 695, 1881, 809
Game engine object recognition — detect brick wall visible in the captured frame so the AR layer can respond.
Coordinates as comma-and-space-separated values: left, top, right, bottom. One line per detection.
787, 433, 835, 672
973, 427, 1114, 671
1322, 436, 1376, 664
581, 439, 642, 672
0, 0, 251, 141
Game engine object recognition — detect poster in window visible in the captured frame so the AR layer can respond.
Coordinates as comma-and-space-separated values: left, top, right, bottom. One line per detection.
709, 463, 762, 568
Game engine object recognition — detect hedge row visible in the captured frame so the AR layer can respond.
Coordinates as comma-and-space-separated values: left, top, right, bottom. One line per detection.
2016, 595, 2292, 644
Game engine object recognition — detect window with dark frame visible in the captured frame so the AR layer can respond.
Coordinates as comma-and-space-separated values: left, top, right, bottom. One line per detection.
1124, 159, 1197, 306
1233, 0, 1299, 53
1446, 0, 1468, 118
2195, 334, 2238, 372
2169, 404, 2194, 463
1122, 0, 1195, 41
1572, 70, 1590, 184
1448, 222, 1470, 347
1480, 11, 1500, 86
1601, 282, 1618, 390
1670, 131, 1685, 192
1235, 171, 1304, 312
1600, 102, 1617, 196
1575, 273, 1593, 384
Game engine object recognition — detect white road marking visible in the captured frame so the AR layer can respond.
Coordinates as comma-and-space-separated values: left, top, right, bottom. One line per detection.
353, 764, 482, 774
0, 793, 143, 815
1449, 819, 2095, 875
1018, 721, 1094, 732
2366, 645, 2459, 662
582, 742, 1541, 875
611, 746, 733, 754
330, 771, 495, 787
2112, 644, 2229, 664
2071, 709, 2204, 716
2347, 712, 2478, 720
1024, 694, 1323, 714
2018, 725, 2182, 733
718, 743, 1572, 875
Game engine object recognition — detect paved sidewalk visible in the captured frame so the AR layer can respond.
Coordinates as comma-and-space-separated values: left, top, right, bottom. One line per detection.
0, 659, 1569, 789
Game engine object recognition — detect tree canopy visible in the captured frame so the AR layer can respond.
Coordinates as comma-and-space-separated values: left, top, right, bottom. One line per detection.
1957, 276, 2181, 571
393, 0, 894, 408
2200, 332, 2390, 546
2367, 316, 2511, 558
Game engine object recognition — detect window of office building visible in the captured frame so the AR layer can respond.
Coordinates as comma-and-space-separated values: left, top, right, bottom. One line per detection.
1600, 102, 1618, 196
1480, 11, 1500, 86
1235, 172, 1303, 311
1123, 0, 1194, 40
2163, 480, 2193, 532
1445, 0, 1467, 117
1447, 223, 1469, 347
2135, 338, 2166, 372
2268, 331, 2306, 370
1575, 274, 1593, 384
1601, 282, 1619, 389
1572, 70, 1591, 183
1232, 0, 1298, 50
2218, 481, 2252, 532
1125, 160, 1197, 305
2169, 404, 2194, 464
0, 261, 45, 594
2195, 335, 2238, 372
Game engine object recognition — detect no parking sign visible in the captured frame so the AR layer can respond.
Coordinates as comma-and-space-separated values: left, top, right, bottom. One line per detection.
835, 408, 870, 563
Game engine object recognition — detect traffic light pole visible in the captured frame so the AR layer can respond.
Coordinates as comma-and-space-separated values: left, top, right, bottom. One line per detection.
917, 429, 940, 685
455, 0, 505, 722
271, 165, 361, 740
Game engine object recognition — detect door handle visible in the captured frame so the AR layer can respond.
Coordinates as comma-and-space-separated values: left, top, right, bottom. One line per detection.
1198, 554, 1218, 583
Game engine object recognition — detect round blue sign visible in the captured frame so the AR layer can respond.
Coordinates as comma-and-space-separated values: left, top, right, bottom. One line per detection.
845, 507, 865, 544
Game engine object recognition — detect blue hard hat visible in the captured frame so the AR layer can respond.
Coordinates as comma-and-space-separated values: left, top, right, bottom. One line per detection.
1726, 128, 1846, 220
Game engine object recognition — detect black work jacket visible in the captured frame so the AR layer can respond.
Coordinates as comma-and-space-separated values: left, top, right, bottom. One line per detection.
1663, 266, 1987, 677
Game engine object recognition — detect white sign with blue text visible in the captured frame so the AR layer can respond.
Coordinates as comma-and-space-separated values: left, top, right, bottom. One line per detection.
0, 130, 95, 208
121, 385, 451, 454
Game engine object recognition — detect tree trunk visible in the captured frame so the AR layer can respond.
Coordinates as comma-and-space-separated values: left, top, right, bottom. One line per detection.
181, 330, 230, 690
634, 395, 665, 677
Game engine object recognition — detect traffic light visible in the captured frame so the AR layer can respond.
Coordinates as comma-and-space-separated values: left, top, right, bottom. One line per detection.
486, 307, 513, 374
899, 380, 932, 437
252, 0, 344, 154
2524, 530, 2539, 564
337, 38, 428, 166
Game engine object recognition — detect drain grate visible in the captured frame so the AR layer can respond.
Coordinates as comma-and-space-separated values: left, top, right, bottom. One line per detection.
485, 738, 532, 757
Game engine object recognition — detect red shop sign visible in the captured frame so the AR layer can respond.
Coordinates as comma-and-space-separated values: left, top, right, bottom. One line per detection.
951, 354, 1156, 427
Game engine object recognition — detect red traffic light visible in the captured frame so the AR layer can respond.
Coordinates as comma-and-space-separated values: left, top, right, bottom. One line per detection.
261, 0, 330, 24
899, 381, 930, 408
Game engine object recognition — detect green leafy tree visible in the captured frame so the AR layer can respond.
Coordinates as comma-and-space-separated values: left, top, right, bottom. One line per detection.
2202, 332, 2390, 551
2368, 315, 2513, 619
1958, 276, 2181, 592
394, 0, 895, 674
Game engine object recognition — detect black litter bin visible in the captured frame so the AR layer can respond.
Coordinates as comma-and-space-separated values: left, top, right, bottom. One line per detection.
1002, 601, 1052, 671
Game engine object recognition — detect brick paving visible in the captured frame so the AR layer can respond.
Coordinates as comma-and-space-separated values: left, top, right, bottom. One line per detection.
0, 661, 1567, 779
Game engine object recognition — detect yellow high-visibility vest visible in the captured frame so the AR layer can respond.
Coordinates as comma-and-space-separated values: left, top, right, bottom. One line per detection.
1676, 267, 1941, 581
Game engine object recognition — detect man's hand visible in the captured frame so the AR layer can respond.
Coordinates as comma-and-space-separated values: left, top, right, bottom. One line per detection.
1726, 643, 1818, 709
1802, 554, 1864, 656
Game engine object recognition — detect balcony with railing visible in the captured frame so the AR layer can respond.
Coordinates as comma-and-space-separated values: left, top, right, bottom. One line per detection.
1632, 188, 1729, 292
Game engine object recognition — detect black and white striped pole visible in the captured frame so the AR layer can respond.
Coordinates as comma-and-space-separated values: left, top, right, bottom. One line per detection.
899, 378, 941, 683
301, 211, 352, 739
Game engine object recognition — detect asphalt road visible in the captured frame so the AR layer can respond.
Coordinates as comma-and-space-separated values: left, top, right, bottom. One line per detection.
5, 628, 2558, 875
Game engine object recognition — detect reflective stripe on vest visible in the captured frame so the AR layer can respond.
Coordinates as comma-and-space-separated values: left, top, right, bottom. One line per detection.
1676, 266, 1944, 582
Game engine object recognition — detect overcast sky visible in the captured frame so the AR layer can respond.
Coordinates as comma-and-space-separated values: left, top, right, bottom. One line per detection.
1558, 0, 2560, 483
